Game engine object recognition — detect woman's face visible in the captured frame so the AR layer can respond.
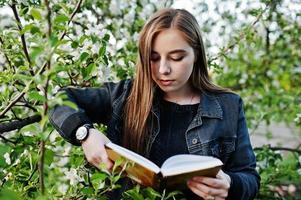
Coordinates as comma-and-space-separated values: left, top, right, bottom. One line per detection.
150, 28, 195, 97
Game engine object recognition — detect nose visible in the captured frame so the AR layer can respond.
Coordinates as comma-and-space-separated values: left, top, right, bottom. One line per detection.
159, 59, 171, 75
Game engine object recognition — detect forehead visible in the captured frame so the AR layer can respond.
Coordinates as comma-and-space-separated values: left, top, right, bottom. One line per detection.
152, 28, 192, 53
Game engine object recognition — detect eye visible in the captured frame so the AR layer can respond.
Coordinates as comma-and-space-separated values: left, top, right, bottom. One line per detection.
150, 55, 160, 62
171, 56, 184, 61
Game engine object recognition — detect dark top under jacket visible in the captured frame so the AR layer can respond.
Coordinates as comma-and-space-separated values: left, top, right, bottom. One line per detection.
150, 99, 198, 167
49, 79, 260, 200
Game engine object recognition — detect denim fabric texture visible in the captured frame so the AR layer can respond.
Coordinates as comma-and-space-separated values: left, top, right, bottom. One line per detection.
49, 79, 260, 199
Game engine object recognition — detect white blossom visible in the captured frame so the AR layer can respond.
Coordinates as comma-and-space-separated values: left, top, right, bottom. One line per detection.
239, 73, 248, 84
58, 71, 68, 78
109, 0, 122, 16
124, 9, 135, 25
23, 131, 34, 137
58, 184, 69, 194
133, 32, 139, 42
266, 70, 273, 77
57, 157, 69, 167
4, 153, 11, 165
63, 145, 72, 156
52, 85, 61, 95
49, 131, 59, 142
139, 4, 155, 20
0, 85, 6, 93
64, 168, 83, 186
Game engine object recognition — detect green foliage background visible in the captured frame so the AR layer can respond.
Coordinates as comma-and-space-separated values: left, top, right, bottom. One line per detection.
0, 0, 300, 199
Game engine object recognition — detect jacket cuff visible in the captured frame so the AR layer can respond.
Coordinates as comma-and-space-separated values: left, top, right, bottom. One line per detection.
49, 106, 92, 146
225, 171, 242, 200
61, 112, 92, 146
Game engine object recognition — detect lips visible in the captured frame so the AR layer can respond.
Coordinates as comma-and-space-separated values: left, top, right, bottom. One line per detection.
159, 79, 174, 86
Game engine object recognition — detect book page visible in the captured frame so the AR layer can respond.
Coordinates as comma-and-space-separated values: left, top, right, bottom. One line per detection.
106, 142, 160, 174
161, 154, 223, 177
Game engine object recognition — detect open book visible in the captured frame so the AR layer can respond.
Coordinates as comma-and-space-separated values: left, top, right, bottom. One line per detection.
103, 137, 223, 190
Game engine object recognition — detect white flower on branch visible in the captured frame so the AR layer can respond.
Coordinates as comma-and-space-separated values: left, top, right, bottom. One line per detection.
58, 183, 69, 194
109, 0, 122, 16
124, 9, 135, 25
4, 153, 11, 165
294, 113, 301, 124
64, 168, 84, 186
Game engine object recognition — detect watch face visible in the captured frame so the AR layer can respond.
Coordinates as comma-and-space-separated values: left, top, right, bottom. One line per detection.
76, 126, 88, 141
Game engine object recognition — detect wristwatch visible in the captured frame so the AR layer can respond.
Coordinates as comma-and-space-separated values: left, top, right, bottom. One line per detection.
75, 124, 94, 143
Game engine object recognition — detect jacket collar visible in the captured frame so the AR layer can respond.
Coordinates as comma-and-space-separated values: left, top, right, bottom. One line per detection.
152, 90, 223, 120
198, 91, 223, 119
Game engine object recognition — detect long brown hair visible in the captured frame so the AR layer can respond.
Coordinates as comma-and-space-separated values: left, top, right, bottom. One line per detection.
123, 8, 230, 154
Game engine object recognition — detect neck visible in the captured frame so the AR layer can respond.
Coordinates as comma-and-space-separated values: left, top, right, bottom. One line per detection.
163, 88, 200, 105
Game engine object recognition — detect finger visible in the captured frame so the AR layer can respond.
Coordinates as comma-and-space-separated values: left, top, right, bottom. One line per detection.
189, 180, 227, 198
99, 153, 113, 169
91, 156, 102, 168
187, 181, 211, 199
193, 176, 227, 189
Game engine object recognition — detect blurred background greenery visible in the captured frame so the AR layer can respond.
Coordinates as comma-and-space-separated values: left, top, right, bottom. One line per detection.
0, 0, 300, 199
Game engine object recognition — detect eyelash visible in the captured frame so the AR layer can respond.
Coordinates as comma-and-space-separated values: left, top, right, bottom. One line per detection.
171, 57, 184, 61
150, 56, 184, 62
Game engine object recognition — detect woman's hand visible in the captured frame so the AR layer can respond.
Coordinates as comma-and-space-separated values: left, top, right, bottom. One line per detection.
81, 129, 113, 170
187, 170, 231, 200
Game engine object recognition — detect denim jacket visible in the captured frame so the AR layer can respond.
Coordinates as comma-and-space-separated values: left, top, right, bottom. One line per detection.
49, 79, 260, 199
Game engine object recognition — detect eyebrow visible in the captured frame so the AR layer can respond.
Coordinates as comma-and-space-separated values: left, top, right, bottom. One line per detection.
151, 49, 187, 54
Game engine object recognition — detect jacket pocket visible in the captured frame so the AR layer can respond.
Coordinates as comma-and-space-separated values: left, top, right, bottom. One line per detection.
202, 137, 236, 164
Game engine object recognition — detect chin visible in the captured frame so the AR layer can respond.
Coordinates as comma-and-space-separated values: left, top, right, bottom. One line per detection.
158, 85, 177, 93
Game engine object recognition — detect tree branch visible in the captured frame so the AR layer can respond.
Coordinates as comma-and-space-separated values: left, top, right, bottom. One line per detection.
26, 163, 38, 182
0, 134, 17, 145
0, 0, 83, 119
0, 35, 15, 72
38, 140, 45, 195
45, 0, 52, 37
10, 3, 34, 76
208, 2, 271, 64
0, 115, 41, 134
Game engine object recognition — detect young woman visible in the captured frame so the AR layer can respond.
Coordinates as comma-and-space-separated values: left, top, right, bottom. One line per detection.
49, 8, 260, 200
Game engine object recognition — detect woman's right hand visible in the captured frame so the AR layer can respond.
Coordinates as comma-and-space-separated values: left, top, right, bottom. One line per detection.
81, 129, 113, 170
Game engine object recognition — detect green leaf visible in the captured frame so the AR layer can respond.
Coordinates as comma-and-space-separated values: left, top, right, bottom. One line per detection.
50, 35, 59, 47
30, 26, 40, 34
91, 173, 107, 182
28, 91, 45, 102
21, 24, 33, 34
71, 41, 79, 49
83, 63, 96, 80
82, 187, 94, 196
30, 46, 44, 61
30, 8, 42, 20
99, 45, 106, 57
103, 33, 110, 42
13, 73, 32, 81
0, 145, 11, 167
44, 149, 54, 165
80, 52, 89, 61
54, 14, 69, 23
62, 100, 78, 110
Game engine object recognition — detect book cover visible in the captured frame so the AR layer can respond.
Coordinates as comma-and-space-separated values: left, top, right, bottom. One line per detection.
105, 142, 223, 190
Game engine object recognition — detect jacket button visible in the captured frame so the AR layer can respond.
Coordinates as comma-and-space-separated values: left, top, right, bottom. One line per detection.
192, 138, 198, 144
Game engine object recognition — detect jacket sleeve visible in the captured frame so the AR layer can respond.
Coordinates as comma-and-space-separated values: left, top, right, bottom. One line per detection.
225, 98, 260, 200
48, 80, 129, 146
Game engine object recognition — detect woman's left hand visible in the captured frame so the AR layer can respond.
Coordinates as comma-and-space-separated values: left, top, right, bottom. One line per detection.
187, 170, 231, 200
